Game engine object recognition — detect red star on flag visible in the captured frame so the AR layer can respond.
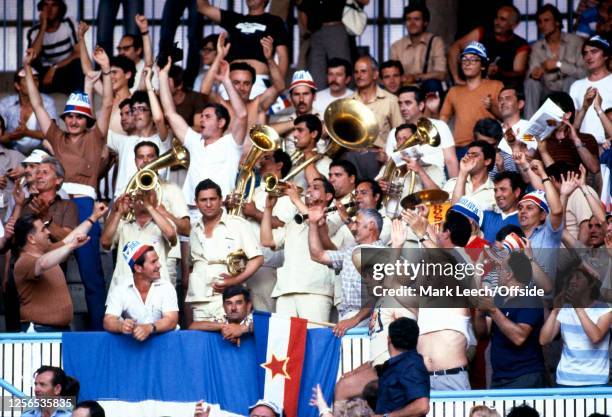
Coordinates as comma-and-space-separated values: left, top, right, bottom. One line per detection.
261, 354, 291, 380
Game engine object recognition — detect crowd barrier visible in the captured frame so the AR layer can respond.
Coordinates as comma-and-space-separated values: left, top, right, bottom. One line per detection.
0, 331, 611, 417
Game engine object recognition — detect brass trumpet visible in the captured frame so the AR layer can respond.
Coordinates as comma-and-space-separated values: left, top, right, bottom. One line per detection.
381, 118, 440, 218
262, 173, 303, 197
123, 138, 190, 222
294, 198, 357, 224
208, 249, 249, 276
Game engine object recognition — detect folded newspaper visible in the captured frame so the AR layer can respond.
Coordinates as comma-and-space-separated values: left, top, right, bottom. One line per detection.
499, 98, 565, 154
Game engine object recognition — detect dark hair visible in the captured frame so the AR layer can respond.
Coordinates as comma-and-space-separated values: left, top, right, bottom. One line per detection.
493, 171, 526, 196
61, 375, 80, 399
230, 62, 256, 83
546, 91, 575, 123
203, 103, 231, 131
397, 85, 424, 103
443, 211, 472, 247
132, 246, 155, 272
356, 179, 383, 210
312, 177, 335, 207
498, 4, 521, 24
222, 285, 251, 302
584, 36, 612, 57
362, 380, 378, 412
403, 2, 430, 22
329, 159, 357, 180
327, 57, 353, 77
110, 55, 137, 88
495, 224, 525, 242
0, 114, 5, 133
544, 161, 579, 183
468, 140, 496, 172
507, 252, 533, 285
294, 114, 323, 141
536, 4, 563, 30
380, 59, 404, 76
500, 85, 526, 102
122, 33, 144, 55
566, 269, 601, 301
75, 401, 106, 417
396, 123, 417, 138
202, 34, 220, 48
37, 0, 67, 19
34, 366, 67, 389
273, 149, 293, 178
119, 97, 132, 110
473, 118, 503, 142
130, 90, 150, 108
388, 317, 419, 350
168, 65, 184, 88
195, 178, 222, 200
13, 214, 39, 252
134, 141, 160, 157
507, 404, 540, 417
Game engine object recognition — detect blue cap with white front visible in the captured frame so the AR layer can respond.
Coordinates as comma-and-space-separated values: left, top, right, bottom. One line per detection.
460, 41, 488, 64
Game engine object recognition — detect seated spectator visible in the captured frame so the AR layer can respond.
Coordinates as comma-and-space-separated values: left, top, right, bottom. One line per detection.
193, 34, 219, 93
26, 0, 83, 94
440, 42, 504, 158
448, 4, 528, 86
474, 252, 547, 389
540, 268, 611, 387
103, 241, 179, 341
8, 149, 51, 200
571, 35, 612, 145
0, 116, 25, 221
391, 3, 447, 92
22, 366, 72, 417
0, 68, 57, 155
13, 203, 107, 332
524, 5, 586, 118
313, 58, 354, 114
195, 399, 282, 417
443, 140, 497, 212
469, 405, 501, 417
189, 285, 253, 345
375, 317, 430, 416
73, 400, 105, 417
380, 60, 404, 95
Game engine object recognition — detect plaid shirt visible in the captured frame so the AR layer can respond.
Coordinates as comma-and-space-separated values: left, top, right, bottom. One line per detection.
327, 240, 385, 316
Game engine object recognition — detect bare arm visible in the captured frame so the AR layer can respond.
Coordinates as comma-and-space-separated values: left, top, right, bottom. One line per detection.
101, 197, 127, 249
218, 60, 248, 144
450, 156, 473, 204
260, 197, 277, 249
258, 37, 284, 112
144, 199, 178, 247
443, 147, 459, 178
158, 59, 190, 142
91, 46, 113, 137
196, 0, 222, 22
188, 320, 224, 331
135, 15, 154, 67
275, 45, 289, 80
539, 308, 561, 345
144, 67, 169, 139
307, 208, 333, 266
77, 22, 103, 95
23, 49, 52, 136
575, 309, 612, 344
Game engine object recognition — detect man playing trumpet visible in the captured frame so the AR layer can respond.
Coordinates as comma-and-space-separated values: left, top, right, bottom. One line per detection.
187, 179, 263, 326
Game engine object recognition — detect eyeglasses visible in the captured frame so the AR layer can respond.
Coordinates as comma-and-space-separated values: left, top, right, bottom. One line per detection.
117, 44, 134, 52
132, 106, 150, 114
460, 57, 481, 64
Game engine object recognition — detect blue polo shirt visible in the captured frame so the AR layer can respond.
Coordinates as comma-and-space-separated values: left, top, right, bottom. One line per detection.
490, 294, 545, 381
526, 217, 563, 279
376, 350, 430, 414
482, 210, 520, 243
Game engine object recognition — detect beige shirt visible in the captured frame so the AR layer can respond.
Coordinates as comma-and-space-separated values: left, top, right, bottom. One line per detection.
109, 218, 177, 290
443, 176, 496, 212
162, 182, 190, 259
292, 155, 332, 190
391, 32, 447, 77
272, 216, 341, 298
251, 183, 297, 266
566, 186, 598, 239
350, 88, 403, 148
187, 211, 262, 302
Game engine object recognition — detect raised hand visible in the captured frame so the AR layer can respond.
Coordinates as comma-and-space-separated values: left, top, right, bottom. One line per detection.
459, 154, 477, 174
78, 21, 90, 40
92, 202, 109, 220
134, 14, 149, 33
216, 32, 231, 59
582, 86, 597, 110
66, 233, 90, 250
390, 218, 407, 248
559, 172, 580, 197
261, 36, 274, 61
143, 66, 154, 90
23, 48, 36, 66
529, 159, 546, 178
92, 46, 110, 70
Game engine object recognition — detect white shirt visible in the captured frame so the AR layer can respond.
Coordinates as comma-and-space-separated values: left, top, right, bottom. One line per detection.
105, 280, 179, 324
182, 129, 242, 204
570, 74, 612, 144
107, 130, 168, 198
498, 119, 531, 154
384, 118, 454, 169
313, 87, 354, 114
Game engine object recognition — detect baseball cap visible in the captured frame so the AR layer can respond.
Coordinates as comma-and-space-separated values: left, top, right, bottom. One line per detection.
289, 70, 317, 92
585, 35, 611, 54
519, 190, 550, 214
249, 400, 282, 417
451, 197, 483, 227
122, 241, 153, 270
461, 41, 488, 63
21, 149, 50, 165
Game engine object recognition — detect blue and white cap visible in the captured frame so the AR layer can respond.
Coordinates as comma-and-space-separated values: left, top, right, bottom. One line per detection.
249, 400, 283, 417
461, 41, 488, 63
122, 240, 153, 270
519, 190, 550, 214
61, 91, 94, 120
289, 70, 317, 92
451, 196, 483, 227
586, 35, 611, 53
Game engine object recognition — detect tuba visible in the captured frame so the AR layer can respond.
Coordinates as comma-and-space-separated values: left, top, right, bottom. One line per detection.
282, 98, 379, 182
123, 138, 190, 222
381, 118, 440, 218
228, 125, 280, 216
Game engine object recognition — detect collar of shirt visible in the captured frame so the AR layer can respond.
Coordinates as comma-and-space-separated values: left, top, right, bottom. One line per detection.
500, 210, 518, 220
466, 176, 495, 194
402, 32, 431, 47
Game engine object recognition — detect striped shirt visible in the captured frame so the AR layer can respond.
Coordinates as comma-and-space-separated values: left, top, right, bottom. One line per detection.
27, 18, 78, 66
556, 304, 611, 386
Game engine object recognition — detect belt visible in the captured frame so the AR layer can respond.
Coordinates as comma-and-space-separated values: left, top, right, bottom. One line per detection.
322, 21, 342, 26
429, 366, 468, 376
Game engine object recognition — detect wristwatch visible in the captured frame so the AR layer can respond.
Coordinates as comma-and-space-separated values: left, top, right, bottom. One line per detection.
418, 232, 430, 243
556, 60, 562, 70
151, 323, 157, 334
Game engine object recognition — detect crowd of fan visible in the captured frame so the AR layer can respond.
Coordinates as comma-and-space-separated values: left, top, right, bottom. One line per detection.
0, 0, 612, 416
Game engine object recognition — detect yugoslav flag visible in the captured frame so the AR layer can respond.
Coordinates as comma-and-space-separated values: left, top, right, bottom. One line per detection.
254, 312, 307, 417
